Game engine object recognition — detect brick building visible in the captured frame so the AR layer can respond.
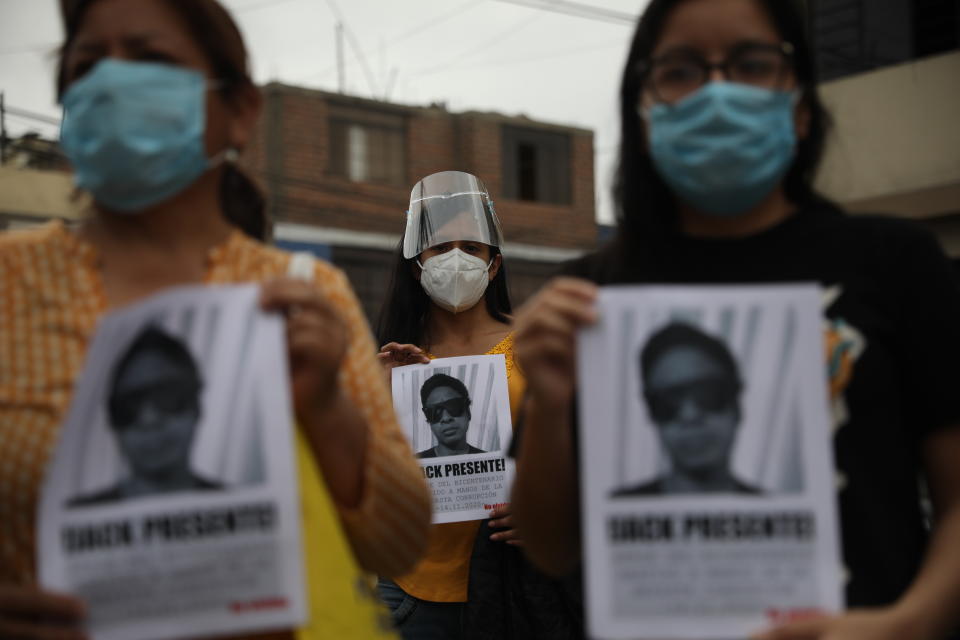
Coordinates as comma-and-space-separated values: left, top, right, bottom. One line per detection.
242, 83, 597, 323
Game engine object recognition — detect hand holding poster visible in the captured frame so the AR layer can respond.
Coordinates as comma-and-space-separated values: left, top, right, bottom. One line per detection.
391, 355, 515, 523
576, 285, 843, 639
38, 284, 306, 640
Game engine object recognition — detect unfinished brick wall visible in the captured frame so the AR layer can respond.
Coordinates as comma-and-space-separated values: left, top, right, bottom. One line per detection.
243, 83, 596, 250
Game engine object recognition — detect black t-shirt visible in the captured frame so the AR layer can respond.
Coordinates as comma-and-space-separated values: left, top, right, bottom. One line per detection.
551, 206, 960, 611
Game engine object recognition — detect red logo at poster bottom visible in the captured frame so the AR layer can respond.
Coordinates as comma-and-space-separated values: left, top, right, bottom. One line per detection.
230, 597, 289, 613
765, 608, 824, 624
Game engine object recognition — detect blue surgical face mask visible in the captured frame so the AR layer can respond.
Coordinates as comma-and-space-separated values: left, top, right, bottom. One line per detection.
60, 58, 228, 213
643, 82, 798, 217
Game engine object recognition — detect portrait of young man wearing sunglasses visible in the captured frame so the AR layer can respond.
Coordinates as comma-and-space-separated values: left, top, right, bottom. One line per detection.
416, 373, 486, 459
69, 326, 222, 506
613, 322, 761, 498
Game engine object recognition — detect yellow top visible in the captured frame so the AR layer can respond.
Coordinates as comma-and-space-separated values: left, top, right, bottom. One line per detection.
393, 333, 526, 602
0, 222, 431, 639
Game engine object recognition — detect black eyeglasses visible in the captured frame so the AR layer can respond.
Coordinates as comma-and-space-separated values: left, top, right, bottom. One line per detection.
111, 381, 199, 429
422, 397, 468, 423
644, 378, 738, 424
638, 41, 795, 105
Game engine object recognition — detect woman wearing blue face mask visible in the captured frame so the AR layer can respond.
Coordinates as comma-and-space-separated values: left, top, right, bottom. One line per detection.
0, 1, 431, 639
56, 2, 268, 240
511, 1, 960, 639
374, 171, 582, 639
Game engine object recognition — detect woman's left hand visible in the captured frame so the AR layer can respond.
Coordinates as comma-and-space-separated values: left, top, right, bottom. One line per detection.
751, 608, 927, 640
260, 277, 348, 423
488, 504, 523, 546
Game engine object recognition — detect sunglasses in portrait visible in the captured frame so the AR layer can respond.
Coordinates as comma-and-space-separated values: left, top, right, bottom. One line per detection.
644, 378, 738, 424
110, 380, 200, 429
422, 397, 469, 424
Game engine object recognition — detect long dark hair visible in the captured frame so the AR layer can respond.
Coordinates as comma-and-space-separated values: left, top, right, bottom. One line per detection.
614, 0, 831, 252
376, 243, 512, 348
57, 0, 269, 240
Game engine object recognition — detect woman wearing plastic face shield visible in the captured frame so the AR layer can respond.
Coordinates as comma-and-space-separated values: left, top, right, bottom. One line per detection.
379, 171, 512, 362
511, 1, 960, 639
0, 1, 430, 638
375, 171, 579, 639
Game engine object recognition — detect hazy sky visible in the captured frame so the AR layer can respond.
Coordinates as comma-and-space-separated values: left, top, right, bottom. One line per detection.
0, 0, 651, 223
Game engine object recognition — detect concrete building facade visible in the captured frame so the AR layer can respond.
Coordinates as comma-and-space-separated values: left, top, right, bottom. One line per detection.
809, 1, 960, 256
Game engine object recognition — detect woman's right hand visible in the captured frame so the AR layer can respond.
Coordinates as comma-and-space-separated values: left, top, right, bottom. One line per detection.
0, 584, 87, 640
513, 277, 598, 408
377, 342, 430, 373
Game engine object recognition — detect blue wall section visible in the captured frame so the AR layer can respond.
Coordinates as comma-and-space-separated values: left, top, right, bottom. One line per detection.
274, 239, 333, 261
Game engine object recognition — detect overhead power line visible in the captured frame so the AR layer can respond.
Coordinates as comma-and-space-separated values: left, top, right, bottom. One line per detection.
0, 42, 59, 56
439, 12, 541, 68
487, 0, 636, 26
291, 0, 484, 84
233, 0, 301, 14
320, 0, 380, 96
5, 106, 62, 127
391, 0, 483, 46
415, 38, 622, 76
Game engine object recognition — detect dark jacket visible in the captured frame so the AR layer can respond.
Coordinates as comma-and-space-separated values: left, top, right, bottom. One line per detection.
463, 518, 585, 639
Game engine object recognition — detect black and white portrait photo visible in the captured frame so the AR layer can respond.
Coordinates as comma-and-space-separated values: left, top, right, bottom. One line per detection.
392, 356, 510, 458
416, 373, 486, 458
52, 287, 286, 509
612, 322, 761, 497
69, 327, 222, 506
594, 293, 819, 499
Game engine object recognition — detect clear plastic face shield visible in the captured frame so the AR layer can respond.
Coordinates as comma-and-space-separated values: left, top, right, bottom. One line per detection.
402, 171, 504, 259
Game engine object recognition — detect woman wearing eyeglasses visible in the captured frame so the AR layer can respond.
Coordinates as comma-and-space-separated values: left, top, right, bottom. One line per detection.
511, 0, 960, 639
375, 171, 579, 639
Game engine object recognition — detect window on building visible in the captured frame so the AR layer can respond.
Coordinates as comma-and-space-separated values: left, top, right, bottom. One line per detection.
501, 125, 571, 205
810, 0, 959, 81
914, 0, 960, 57
328, 105, 406, 186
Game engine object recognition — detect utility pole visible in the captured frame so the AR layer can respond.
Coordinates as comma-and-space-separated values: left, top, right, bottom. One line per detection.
336, 22, 345, 93
0, 92, 7, 165
384, 68, 398, 101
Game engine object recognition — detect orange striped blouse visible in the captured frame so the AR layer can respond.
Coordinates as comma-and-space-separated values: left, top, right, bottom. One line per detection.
0, 222, 431, 594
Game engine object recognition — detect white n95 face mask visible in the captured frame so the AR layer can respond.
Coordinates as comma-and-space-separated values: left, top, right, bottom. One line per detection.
418, 249, 493, 313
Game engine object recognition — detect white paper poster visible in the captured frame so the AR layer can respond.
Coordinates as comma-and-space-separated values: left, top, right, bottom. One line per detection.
38, 284, 306, 640
391, 355, 515, 523
577, 285, 843, 639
